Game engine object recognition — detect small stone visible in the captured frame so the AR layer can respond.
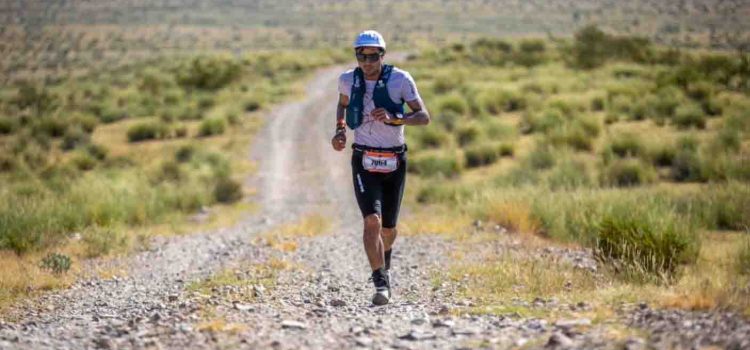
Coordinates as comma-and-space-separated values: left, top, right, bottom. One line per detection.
149, 312, 162, 323
350, 326, 365, 334
624, 337, 645, 350
546, 332, 573, 348
281, 320, 307, 330
432, 319, 455, 328
437, 306, 451, 315
410, 317, 429, 326
168, 294, 179, 302
451, 327, 479, 336
94, 337, 114, 349
234, 303, 254, 312
355, 336, 373, 346
330, 299, 347, 307
554, 318, 591, 329
399, 330, 437, 341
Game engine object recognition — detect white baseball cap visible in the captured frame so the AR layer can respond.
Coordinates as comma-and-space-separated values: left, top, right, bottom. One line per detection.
353, 30, 386, 50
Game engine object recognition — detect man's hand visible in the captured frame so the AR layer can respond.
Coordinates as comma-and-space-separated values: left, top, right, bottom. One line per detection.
371, 108, 393, 123
331, 129, 346, 151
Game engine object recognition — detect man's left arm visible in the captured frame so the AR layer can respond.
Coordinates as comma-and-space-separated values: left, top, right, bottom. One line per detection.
401, 98, 430, 126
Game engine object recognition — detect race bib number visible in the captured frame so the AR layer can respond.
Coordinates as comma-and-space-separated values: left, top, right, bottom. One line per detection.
362, 151, 399, 173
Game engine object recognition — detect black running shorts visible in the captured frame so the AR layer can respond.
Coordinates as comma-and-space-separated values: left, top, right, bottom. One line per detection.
351, 144, 407, 228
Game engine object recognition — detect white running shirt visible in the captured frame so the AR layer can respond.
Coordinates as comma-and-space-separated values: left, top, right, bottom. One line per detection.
338, 66, 422, 148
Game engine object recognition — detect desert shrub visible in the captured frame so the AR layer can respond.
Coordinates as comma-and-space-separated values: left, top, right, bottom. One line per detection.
525, 143, 556, 170
477, 88, 526, 115
61, 126, 90, 151
154, 160, 183, 183
0, 117, 18, 134
606, 133, 644, 158
198, 117, 226, 137
414, 127, 450, 149
680, 183, 750, 231
485, 119, 516, 140
455, 123, 483, 146
594, 201, 698, 281
547, 121, 597, 152
214, 177, 243, 203
32, 117, 66, 138
673, 103, 706, 129
519, 108, 564, 134
82, 227, 128, 258
409, 153, 463, 177
71, 152, 97, 171
174, 124, 188, 138
601, 159, 656, 187
647, 142, 677, 167
85, 144, 108, 161
416, 182, 472, 204
670, 149, 706, 182
70, 113, 99, 133
464, 143, 502, 168
547, 159, 592, 190
591, 96, 606, 111
175, 144, 196, 163
39, 252, 72, 275
513, 39, 547, 67
571, 25, 609, 69
435, 94, 469, 115
127, 121, 169, 142
176, 55, 241, 90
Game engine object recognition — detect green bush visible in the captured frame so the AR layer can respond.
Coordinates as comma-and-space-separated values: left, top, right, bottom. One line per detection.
416, 182, 471, 204
177, 55, 242, 90
39, 252, 72, 275
214, 177, 243, 203
547, 123, 595, 151
526, 144, 556, 170
464, 143, 501, 168
0, 117, 18, 134
82, 227, 128, 258
547, 159, 592, 190
71, 152, 97, 171
32, 117, 66, 138
409, 153, 463, 177
456, 123, 482, 146
647, 142, 677, 167
127, 121, 169, 142
414, 127, 450, 149
601, 159, 656, 187
519, 108, 564, 134
70, 113, 99, 133
673, 103, 706, 129
594, 201, 698, 281
85, 144, 108, 161
61, 126, 91, 151
435, 94, 469, 115
175, 144, 196, 163
606, 133, 644, 158
198, 117, 226, 137
670, 149, 705, 182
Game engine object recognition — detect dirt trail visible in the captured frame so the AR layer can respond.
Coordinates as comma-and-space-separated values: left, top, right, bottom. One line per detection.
1, 64, 748, 350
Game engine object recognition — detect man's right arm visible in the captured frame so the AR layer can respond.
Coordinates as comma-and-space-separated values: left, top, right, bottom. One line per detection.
332, 93, 349, 151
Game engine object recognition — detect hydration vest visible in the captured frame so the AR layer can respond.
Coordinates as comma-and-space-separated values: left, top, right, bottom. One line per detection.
346, 64, 405, 129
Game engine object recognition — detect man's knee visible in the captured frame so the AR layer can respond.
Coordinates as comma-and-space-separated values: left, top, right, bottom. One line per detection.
363, 214, 381, 238
382, 226, 397, 237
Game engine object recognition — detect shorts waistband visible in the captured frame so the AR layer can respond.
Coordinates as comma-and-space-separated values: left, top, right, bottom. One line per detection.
352, 143, 407, 154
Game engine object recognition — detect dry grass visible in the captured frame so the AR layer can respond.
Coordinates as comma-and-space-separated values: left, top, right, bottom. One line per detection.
0, 249, 78, 311
196, 317, 247, 334
260, 214, 332, 252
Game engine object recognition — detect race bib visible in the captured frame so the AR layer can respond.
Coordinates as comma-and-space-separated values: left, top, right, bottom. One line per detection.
362, 151, 399, 173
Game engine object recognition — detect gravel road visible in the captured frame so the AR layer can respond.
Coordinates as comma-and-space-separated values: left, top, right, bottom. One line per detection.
1, 65, 748, 350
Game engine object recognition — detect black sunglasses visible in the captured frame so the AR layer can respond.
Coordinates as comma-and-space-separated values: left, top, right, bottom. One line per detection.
356, 52, 383, 63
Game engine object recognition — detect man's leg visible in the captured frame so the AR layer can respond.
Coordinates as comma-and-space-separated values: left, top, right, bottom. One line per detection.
363, 213, 385, 271
381, 227, 397, 270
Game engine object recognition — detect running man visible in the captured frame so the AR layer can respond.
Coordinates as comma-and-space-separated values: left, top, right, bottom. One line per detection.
331, 30, 430, 305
